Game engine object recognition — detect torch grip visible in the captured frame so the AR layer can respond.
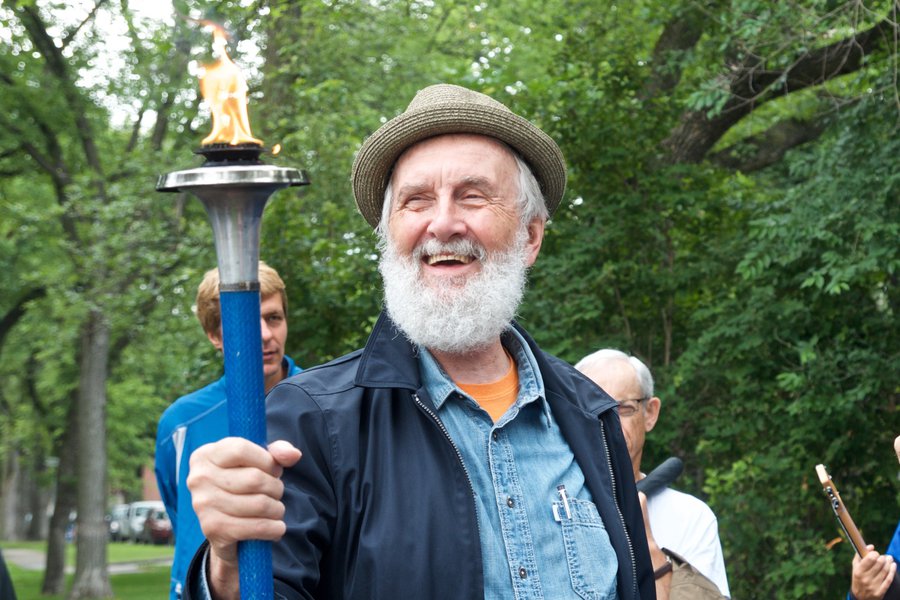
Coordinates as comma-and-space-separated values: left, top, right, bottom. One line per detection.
219, 289, 273, 599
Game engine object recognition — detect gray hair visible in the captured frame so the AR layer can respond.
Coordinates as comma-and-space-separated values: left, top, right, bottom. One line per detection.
574, 348, 655, 399
375, 142, 548, 242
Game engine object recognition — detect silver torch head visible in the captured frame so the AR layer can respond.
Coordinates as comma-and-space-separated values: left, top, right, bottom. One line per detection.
156, 163, 309, 287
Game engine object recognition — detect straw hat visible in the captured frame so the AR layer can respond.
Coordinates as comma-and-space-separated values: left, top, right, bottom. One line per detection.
351, 84, 567, 228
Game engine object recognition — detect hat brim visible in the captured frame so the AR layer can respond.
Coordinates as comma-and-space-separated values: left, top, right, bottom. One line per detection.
352, 101, 566, 229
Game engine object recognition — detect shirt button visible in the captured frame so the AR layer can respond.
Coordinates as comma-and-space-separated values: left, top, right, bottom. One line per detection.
492, 431, 499, 441
506, 497, 515, 508
519, 567, 527, 579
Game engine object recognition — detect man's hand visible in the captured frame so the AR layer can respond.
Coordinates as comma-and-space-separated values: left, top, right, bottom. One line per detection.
851, 545, 896, 600
187, 438, 302, 600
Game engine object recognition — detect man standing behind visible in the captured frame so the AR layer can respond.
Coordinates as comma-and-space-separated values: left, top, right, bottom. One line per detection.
577, 348, 730, 598
155, 261, 302, 600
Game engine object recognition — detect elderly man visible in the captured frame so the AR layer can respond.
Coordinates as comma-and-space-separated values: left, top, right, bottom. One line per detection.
576, 349, 730, 598
183, 84, 654, 600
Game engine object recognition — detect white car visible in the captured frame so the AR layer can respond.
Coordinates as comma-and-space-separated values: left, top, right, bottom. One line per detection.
120, 501, 165, 542
107, 504, 130, 541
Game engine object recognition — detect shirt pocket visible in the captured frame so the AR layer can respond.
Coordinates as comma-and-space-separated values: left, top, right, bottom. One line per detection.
553, 497, 619, 600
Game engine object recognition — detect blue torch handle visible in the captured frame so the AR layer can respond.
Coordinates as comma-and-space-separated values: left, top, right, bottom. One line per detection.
219, 289, 273, 600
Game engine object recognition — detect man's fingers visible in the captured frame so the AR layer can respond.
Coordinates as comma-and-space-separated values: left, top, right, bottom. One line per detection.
859, 545, 877, 562
192, 437, 282, 473
200, 506, 288, 541
194, 485, 286, 518
880, 556, 897, 577
268, 439, 303, 468
213, 465, 286, 497
875, 561, 897, 596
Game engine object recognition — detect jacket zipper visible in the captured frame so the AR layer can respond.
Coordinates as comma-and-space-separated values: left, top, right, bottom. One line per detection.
412, 393, 483, 542
601, 419, 638, 599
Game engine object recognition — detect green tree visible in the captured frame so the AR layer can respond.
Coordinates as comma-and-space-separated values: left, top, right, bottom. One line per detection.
675, 91, 899, 597
0, 1, 213, 596
517, 2, 899, 597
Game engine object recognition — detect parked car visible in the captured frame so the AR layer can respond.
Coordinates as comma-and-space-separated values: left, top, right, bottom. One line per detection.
137, 507, 173, 545
107, 504, 130, 541
121, 500, 165, 542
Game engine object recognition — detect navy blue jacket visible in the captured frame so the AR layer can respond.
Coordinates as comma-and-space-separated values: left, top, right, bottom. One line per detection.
187, 312, 655, 599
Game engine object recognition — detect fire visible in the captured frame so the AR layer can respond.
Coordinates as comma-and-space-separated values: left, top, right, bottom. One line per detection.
199, 25, 262, 146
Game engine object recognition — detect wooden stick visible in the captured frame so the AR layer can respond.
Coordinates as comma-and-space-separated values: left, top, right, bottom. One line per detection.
816, 464, 867, 555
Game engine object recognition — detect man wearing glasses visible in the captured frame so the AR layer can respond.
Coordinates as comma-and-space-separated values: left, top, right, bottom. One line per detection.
576, 348, 730, 598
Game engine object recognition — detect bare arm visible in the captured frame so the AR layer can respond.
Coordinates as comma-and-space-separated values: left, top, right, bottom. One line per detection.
639, 491, 671, 600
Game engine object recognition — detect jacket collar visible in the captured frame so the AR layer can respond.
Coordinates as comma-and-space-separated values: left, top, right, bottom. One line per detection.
354, 311, 422, 390
354, 311, 618, 415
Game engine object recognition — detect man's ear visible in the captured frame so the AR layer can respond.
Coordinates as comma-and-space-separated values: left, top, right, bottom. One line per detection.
205, 328, 224, 351
524, 217, 545, 267
644, 396, 661, 433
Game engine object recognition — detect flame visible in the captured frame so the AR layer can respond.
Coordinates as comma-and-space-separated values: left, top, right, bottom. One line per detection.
271, 143, 282, 156
198, 25, 262, 146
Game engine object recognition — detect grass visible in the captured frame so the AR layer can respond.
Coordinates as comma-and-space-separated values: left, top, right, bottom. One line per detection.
7, 564, 170, 600
3, 541, 173, 600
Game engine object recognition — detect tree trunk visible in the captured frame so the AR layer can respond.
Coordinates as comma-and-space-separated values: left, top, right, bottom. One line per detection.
0, 449, 20, 540
68, 310, 112, 600
42, 401, 78, 595
661, 12, 896, 166
24, 446, 47, 540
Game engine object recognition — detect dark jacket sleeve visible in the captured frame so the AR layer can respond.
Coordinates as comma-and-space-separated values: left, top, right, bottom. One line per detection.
267, 381, 339, 600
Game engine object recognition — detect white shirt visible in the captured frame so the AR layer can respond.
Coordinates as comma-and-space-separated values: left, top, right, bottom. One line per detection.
647, 486, 731, 597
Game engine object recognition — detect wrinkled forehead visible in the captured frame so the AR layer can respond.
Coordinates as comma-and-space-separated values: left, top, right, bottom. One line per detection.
390, 133, 519, 185
400, 132, 515, 159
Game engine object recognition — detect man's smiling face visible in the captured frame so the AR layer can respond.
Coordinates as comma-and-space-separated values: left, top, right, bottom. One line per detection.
386, 133, 533, 289
378, 133, 545, 353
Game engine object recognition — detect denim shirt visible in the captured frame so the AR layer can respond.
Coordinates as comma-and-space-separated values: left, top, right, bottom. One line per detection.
419, 329, 619, 600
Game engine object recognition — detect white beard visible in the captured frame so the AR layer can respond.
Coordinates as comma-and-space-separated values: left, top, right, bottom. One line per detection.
378, 229, 530, 354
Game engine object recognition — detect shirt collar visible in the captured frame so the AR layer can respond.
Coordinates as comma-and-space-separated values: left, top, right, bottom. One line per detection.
417, 328, 550, 423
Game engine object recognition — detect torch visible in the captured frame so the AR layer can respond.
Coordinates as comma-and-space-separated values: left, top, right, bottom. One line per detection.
157, 25, 308, 599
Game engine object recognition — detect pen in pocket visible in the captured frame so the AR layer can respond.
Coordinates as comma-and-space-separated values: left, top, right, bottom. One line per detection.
552, 484, 572, 521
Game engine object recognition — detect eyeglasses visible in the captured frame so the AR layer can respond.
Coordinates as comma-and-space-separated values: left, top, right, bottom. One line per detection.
617, 398, 648, 418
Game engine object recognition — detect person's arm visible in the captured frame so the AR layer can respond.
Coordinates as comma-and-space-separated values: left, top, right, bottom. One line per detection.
187, 438, 301, 600
640, 492, 671, 600
154, 423, 179, 529
850, 545, 896, 600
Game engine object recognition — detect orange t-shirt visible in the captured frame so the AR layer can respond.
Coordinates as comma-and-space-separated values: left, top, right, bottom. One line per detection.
457, 355, 519, 423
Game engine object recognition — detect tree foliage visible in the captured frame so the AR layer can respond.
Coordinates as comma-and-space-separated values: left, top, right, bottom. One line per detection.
0, 0, 218, 596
